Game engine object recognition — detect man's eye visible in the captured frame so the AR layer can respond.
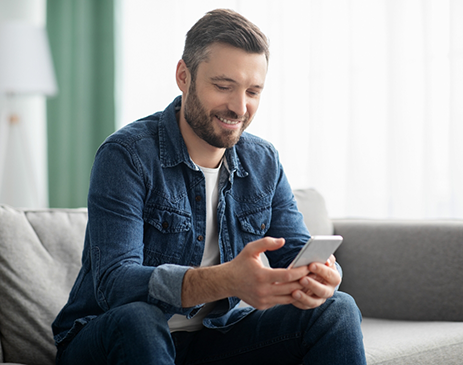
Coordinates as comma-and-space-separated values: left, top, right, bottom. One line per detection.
215, 84, 229, 91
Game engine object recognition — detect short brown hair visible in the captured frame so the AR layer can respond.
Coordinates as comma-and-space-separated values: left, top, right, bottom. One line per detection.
182, 9, 270, 81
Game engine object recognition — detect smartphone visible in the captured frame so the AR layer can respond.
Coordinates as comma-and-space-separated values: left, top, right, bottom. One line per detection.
287, 235, 343, 269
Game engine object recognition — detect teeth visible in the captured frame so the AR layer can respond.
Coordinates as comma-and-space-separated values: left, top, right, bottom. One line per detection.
218, 116, 240, 125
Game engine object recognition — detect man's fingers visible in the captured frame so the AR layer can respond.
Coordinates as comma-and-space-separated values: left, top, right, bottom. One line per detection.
325, 254, 336, 267
308, 262, 341, 287
245, 237, 285, 258
265, 265, 310, 284
271, 280, 305, 295
291, 290, 327, 310
289, 261, 342, 310
301, 276, 334, 298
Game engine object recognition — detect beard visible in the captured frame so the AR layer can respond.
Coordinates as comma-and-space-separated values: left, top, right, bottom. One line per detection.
183, 83, 251, 149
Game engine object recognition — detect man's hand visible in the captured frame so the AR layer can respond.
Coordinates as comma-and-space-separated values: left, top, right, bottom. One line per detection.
224, 237, 311, 310
182, 237, 309, 309
290, 255, 341, 310
181, 237, 340, 311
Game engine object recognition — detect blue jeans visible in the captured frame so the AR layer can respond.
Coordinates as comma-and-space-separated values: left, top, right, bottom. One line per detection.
56, 292, 366, 365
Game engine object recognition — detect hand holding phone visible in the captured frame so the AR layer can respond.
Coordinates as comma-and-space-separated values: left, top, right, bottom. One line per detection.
288, 235, 343, 269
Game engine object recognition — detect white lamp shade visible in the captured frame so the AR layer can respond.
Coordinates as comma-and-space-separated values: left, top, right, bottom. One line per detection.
0, 22, 57, 95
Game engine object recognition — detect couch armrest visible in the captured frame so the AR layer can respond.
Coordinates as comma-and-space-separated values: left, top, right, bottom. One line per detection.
333, 219, 463, 321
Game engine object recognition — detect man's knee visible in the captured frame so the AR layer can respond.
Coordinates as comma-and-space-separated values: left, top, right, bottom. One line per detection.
103, 302, 175, 362
324, 291, 363, 325
58, 302, 173, 365
334, 291, 361, 312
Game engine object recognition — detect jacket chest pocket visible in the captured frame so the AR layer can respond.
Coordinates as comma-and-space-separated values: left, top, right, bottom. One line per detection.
237, 205, 272, 237
145, 208, 191, 233
143, 206, 192, 265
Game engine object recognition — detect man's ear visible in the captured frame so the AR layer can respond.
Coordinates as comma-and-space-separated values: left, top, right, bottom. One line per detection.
176, 60, 190, 93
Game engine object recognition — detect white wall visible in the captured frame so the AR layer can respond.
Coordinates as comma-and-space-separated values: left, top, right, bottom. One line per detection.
117, 1, 463, 219
0, 0, 48, 208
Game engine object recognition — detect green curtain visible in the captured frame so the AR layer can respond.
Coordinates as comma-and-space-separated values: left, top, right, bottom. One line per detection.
46, 0, 115, 208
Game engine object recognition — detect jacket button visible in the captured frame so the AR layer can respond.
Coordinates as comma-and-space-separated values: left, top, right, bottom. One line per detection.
195, 195, 202, 202
197, 235, 204, 241
261, 223, 266, 230
162, 221, 169, 229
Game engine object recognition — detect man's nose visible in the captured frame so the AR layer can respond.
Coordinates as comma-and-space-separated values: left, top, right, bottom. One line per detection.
228, 91, 247, 118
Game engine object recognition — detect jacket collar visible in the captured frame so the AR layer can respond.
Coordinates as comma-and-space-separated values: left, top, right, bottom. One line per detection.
158, 96, 248, 178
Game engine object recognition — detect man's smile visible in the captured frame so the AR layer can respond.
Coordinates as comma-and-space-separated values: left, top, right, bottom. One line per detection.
216, 115, 241, 125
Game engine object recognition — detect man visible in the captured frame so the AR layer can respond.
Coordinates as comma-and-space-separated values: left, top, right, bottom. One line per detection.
53, 9, 366, 365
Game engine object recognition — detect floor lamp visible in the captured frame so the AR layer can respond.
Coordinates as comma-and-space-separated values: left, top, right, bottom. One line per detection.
0, 21, 57, 207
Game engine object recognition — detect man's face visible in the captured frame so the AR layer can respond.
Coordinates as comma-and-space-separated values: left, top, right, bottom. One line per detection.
182, 43, 267, 149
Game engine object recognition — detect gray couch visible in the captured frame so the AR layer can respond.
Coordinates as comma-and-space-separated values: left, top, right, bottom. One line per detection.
1, 188, 462, 364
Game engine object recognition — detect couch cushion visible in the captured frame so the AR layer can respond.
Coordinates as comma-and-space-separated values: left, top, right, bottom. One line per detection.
362, 318, 463, 365
293, 188, 334, 235
0, 206, 87, 365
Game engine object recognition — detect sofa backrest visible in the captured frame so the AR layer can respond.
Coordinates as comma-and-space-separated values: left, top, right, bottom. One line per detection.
334, 218, 463, 321
0, 206, 87, 365
293, 188, 334, 236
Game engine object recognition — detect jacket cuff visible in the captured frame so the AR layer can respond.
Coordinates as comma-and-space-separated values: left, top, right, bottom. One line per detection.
148, 264, 191, 308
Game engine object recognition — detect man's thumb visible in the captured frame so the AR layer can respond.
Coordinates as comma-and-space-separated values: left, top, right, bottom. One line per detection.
248, 237, 285, 255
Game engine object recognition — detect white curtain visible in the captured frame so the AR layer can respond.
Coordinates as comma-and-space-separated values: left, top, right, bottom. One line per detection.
116, 0, 463, 219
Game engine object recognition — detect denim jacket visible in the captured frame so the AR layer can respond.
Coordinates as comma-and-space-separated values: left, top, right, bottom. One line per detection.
52, 96, 311, 344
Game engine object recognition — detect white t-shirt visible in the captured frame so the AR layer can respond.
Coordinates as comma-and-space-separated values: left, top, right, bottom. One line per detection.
168, 162, 222, 332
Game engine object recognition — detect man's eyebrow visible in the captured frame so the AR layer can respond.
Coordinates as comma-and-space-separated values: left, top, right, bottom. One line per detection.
210, 75, 236, 83
210, 75, 264, 89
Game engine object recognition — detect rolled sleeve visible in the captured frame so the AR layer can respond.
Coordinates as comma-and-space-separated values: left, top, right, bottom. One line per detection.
148, 264, 190, 308
148, 265, 204, 316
